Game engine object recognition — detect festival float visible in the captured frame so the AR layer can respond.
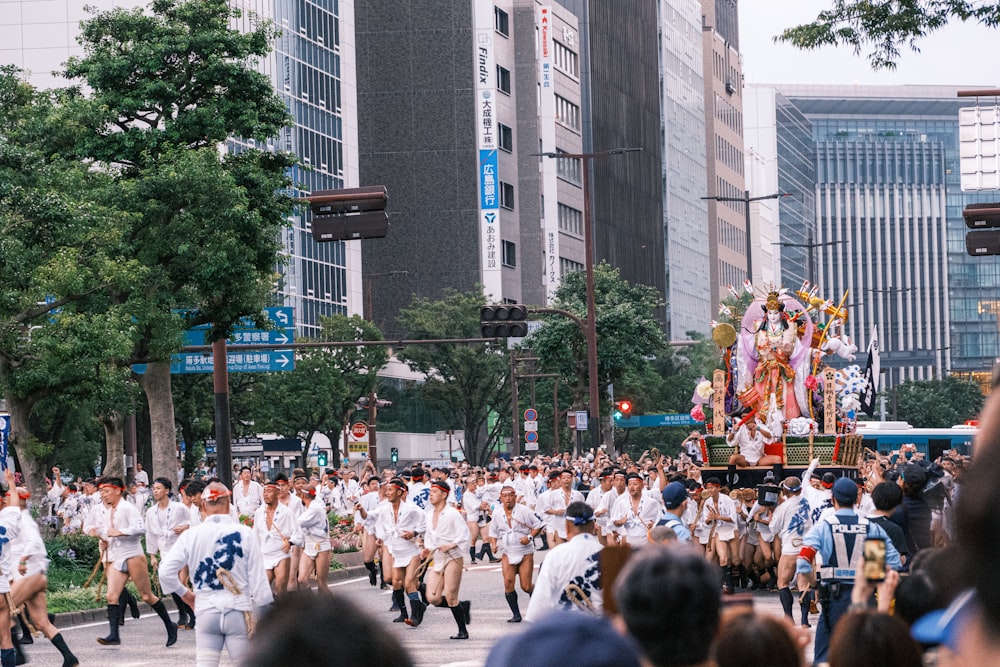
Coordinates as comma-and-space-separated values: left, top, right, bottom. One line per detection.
690, 281, 868, 486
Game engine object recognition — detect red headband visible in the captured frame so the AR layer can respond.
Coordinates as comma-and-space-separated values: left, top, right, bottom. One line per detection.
389, 479, 408, 492
98, 484, 125, 491
431, 480, 450, 492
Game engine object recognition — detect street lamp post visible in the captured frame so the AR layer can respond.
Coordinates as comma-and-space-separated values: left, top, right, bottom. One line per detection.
773, 230, 847, 286
702, 191, 792, 282
536, 147, 641, 455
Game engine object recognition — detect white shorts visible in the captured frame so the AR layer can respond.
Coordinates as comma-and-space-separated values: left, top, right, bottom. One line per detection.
500, 539, 533, 565
262, 550, 291, 570
431, 548, 463, 573
304, 540, 331, 558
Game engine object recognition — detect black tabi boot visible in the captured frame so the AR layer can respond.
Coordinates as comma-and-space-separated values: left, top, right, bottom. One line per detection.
778, 587, 794, 619
461, 600, 471, 625
1, 648, 16, 667
481, 542, 500, 563
449, 604, 469, 639
722, 566, 735, 594
391, 589, 408, 622
505, 591, 522, 623
800, 590, 813, 628
469, 546, 478, 564
405, 593, 426, 627
16, 614, 32, 644
11, 627, 25, 666
537, 533, 549, 551
727, 464, 738, 487
364, 560, 378, 586
151, 600, 178, 647
50, 633, 79, 667
171, 593, 189, 627
122, 588, 140, 619
97, 605, 121, 645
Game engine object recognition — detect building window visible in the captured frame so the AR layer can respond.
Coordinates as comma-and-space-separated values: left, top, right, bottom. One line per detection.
560, 257, 584, 277
556, 151, 581, 184
499, 123, 513, 152
500, 181, 515, 209
495, 7, 509, 37
497, 65, 511, 95
555, 94, 580, 130
558, 203, 583, 235
553, 40, 578, 78
502, 240, 516, 267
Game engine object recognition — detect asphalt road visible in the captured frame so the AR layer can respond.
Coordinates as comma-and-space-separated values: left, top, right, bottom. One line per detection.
22, 556, 815, 666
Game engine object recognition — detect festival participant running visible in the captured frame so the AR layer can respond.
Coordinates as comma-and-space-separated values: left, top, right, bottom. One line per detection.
88, 476, 177, 647
232, 466, 264, 517
462, 476, 487, 564
610, 473, 663, 547
354, 477, 383, 586
253, 482, 296, 597
145, 477, 194, 629
419, 479, 471, 639
159, 482, 273, 667
8, 483, 77, 667
0, 470, 22, 667
524, 501, 603, 623
696, 477, 740, 594
375, 478, 427, 626
489, 486, 543, 623
296, 483, 332, 594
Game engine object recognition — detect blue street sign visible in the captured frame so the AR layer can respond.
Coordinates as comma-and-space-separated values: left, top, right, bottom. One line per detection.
169, 349, 295, 374
615, 413, 698, 429
183, 327, 294, 347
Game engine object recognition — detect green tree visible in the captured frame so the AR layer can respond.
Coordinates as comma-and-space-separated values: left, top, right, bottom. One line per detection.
890, 376, 984, 428
528, 262, 666, 447
777, 1, 1000, 70
396, 289, 510, 467
64, 0, 296, 482
253, 315, 388, 465
0, 67, 137, 496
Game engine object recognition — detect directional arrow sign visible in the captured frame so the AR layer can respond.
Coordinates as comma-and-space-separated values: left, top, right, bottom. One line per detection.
184, 327, 295, 347
164, 349, 296, 374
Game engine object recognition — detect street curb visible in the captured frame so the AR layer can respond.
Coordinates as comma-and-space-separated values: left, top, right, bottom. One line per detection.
53, 565, 368, 628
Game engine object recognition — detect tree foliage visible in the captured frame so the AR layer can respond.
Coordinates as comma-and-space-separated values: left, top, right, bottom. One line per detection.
396, 289, 510, 466
528, 262, 665, 442
777, 1, 1000, 70
890, 376, 984, 427
252, 315, 388, 463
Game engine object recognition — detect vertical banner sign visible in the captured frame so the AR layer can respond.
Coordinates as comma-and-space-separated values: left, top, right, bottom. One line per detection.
473, 0, 502, 300
859, 325, 881, 417
538, 6, 560, 304
0, 415, 8, 471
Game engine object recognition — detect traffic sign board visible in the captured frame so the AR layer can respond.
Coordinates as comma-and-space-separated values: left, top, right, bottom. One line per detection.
524, 441, 539, 451
523, 408, 538, 422
524, 420, 538, 432
524, 431, 538, 443
167, 349, 295, 374
351, 422, 369, 439
575, 411, 589, 431
182, 307, 295, 347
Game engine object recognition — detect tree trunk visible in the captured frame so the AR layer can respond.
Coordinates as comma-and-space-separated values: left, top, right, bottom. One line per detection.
4, 393, 45, 502
101, 411, 126, 479
138, 361, 178, 484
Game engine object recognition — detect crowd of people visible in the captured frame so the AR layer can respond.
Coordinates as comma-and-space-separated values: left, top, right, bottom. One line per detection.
6, 398, 984, 667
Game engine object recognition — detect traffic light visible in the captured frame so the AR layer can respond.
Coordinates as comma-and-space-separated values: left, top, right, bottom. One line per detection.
964, 203, 1000, 256
613, 400, 633, 421
305, 186, 389, 242
317, 452, 328, 467
391, 447, 399, 463
480, 304, 529, 338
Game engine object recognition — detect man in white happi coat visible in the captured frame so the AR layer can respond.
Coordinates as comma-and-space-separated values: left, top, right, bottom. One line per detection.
489, 485, 543, 623
159, 482, 273, 666
419, 479, 471, 639
253, 482, 296, 597
697, 477, 740, 594
354, 477, 383, 587
610, 472, 663, 547
0, 470, 23, 667
88, 476, 177, 647
231, 466, 264, 517
596, 470, 626, 546
145, 477, 195, 629
524, 501, 603, 623
375, 478, 427, 626
295, 483, 332, 593
586, 468, 614, 544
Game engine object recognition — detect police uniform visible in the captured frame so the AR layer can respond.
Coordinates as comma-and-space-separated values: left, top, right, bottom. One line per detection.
796, 504, 901, 664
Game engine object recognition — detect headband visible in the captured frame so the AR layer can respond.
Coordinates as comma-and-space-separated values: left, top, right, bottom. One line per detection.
98, 484, 126, 491
430, 480, 450, 493
201, 487, 231, 502
389, 478, 408, 492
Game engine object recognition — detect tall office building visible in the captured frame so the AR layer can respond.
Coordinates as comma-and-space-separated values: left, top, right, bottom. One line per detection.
763, 84, 999, 389
0, 0, 359, 333
701, 0, 749, 302
355, 0, 586, 336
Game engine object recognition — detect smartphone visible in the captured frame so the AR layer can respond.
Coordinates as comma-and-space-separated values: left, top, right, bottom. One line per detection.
863, 537, 887, 583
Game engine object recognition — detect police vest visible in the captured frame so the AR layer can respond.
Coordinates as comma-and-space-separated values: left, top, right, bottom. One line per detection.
818, 513, 869, 582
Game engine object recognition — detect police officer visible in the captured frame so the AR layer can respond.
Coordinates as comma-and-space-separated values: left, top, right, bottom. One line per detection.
796, 477, 902, 665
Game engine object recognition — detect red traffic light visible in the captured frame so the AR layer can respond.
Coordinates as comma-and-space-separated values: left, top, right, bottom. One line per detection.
618, 400, 632, 413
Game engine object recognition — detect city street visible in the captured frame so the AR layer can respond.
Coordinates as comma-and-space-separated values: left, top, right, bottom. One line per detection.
22, 554, 813, 666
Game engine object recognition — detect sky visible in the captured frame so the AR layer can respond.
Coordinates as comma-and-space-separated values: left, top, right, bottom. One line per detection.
738, 0, 1000, 87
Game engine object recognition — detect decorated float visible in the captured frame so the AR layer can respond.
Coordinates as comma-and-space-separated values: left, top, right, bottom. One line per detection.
690, 281, 868, 484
